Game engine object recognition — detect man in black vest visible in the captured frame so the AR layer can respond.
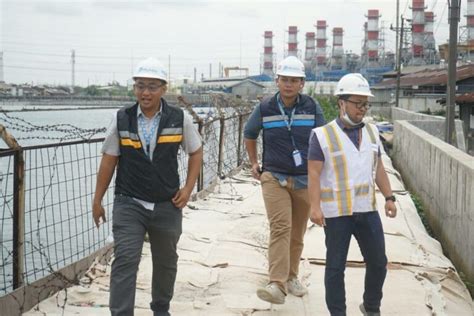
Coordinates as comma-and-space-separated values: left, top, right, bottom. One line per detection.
92, 57, 203, 316
244, 56, 326, 304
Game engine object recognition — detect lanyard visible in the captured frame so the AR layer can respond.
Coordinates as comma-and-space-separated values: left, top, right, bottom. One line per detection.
138, 115, 159, 157
277, 96, 297, 132
277, 95, 298, 149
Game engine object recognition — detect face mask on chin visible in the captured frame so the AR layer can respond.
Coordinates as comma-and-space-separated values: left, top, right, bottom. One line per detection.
341, 105, 360, 126
342, 112, 360, 126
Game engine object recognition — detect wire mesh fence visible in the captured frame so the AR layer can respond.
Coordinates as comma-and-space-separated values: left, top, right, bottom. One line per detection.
0, 96, 253, 299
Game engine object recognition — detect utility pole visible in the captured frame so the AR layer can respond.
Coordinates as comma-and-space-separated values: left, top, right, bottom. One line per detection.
0, 51, 4, 82
395, 16, 405, 108
71, 49, 75, 93
445, 0, 461, 145
168, 55, 171, 86
395, 0, 400, 68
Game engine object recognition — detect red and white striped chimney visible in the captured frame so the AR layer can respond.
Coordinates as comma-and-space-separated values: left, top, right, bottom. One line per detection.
316, 20, 327, 67
332, 27, 344, 59
411, 0, 425, 59
424, 11, 436, 60
263, 31, 274, 76
305, 32, 316, 62
367, 10, 380, 62
467, 0, 474, 45
287, 26, 298, 57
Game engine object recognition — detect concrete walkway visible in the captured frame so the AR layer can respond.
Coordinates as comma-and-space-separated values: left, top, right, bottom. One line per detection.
24, 154, 473, 315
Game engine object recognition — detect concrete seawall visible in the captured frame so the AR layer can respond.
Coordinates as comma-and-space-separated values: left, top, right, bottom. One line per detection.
393, 120, 474, 283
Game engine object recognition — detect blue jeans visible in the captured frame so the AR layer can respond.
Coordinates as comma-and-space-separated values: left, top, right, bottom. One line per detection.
324, 211, 387, 316
109, 195, 182, 316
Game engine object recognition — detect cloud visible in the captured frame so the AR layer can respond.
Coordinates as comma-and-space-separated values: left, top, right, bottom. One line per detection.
91, 0, 206, 11
33, 1, 85, 16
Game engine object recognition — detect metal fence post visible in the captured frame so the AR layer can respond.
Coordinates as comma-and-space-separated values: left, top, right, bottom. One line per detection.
217, 118, 225, 177
13, 148, 25, 289
1, 125, 25, 289
197, 121, 204, 192
237, 114, 243, 167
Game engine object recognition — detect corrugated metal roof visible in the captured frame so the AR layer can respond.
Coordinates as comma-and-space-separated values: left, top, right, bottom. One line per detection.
456, 92, 474, 104
374, 64, 474, 89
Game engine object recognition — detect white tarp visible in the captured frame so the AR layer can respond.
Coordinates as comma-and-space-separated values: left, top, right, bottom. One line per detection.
24, 154, 473, 315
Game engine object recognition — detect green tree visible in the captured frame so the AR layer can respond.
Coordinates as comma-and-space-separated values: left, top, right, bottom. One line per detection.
84, 85, 101, 96
315, 96, 339, 122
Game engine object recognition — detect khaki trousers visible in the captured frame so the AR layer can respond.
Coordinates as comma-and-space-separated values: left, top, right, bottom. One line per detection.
260, 171, 311, 293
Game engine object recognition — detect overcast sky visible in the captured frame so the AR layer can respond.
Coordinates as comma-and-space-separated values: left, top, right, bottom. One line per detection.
0, 0, 466, 86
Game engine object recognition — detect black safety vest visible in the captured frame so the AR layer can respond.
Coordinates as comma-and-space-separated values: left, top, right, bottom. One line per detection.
260, 94, 321, 175
115, 100, 184, 202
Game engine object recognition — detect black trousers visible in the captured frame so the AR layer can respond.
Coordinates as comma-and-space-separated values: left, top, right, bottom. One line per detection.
109, 195, 182, 316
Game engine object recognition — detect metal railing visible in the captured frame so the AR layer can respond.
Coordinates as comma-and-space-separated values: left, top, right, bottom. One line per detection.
0, 109, 251, 298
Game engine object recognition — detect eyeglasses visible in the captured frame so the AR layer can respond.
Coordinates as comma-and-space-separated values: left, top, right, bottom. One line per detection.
278, 77, 303, 85
134, 82, 164, 93
344, 99, 371, 110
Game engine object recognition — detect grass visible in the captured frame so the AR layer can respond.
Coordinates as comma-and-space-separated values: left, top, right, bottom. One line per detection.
410, 193, 434, 237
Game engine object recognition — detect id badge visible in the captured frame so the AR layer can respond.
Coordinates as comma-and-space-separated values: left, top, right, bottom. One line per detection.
292, 149, 303, 167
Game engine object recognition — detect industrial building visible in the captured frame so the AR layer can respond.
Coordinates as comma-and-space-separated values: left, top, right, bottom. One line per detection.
255, 0, 473, 85
180, 0, 473, 100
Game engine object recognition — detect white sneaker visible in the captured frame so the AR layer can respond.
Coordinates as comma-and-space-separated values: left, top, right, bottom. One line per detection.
287, 278, 308, 297
256, 283, 286, 304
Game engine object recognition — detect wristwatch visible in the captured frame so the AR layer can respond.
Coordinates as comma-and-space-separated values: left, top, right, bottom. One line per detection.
385, 195, 396, 202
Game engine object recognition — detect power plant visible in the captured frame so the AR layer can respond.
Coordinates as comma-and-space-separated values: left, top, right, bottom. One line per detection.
259, 0, 474, 84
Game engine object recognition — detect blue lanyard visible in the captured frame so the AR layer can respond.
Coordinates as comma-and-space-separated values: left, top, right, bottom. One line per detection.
138, 115, 159, 157
277, 96, 297, 132
277, 95, 298, 149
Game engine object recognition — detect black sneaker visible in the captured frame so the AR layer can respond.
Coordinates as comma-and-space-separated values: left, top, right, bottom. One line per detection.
359, 303, 381, 316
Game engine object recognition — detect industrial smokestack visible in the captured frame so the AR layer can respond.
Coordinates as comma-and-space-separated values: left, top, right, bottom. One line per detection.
411, 0, 426, 65
287, 26, 298, 57
315, 20, 327, 68
331, 27, 344, 70
424, 11, 436, 63
263, 31, 274, 76
467, 0, 474, 45
367, 10, 380, 64
304, 32, 316, 62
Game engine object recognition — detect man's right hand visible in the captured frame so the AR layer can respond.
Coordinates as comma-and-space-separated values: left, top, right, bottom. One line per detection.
251, 163, 262, 180
92, 201, 106, 228
310, 206, 325, 226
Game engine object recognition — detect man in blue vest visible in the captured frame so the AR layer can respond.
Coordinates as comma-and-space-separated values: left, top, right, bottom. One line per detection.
92, 57, 203, 316
307, 73, 397, 316
244, 56, 326, 304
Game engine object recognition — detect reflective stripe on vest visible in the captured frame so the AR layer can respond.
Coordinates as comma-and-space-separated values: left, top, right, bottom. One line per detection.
365, 124, 378, 211
322, 124, 352, 216
262, 114, 315, 129
157, 127, 183, 144
119, 131, 142, 148
320, 123, 379, 216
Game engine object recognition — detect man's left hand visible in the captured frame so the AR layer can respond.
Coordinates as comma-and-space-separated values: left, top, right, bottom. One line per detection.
172, 187, 193, 209
385, 200, 397, 218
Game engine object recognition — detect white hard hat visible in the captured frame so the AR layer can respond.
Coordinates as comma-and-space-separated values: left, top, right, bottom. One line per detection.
276, 56, 305, 78
335, 73, 373, 97
133, 57, 168, 82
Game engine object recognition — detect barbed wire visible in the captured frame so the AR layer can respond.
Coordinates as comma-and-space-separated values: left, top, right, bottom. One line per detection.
0, 112, 106, 142
0, 95, 256, 314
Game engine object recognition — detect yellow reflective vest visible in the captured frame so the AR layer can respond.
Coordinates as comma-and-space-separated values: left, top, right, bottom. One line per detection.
313, 120, 380, 218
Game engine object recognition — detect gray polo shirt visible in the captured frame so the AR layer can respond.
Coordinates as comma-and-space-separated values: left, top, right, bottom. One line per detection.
102, 104, 202, 158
